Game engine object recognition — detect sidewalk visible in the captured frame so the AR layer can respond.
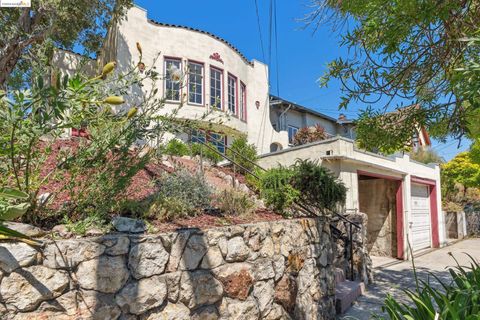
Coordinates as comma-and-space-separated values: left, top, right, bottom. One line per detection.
339, 238, 480, 319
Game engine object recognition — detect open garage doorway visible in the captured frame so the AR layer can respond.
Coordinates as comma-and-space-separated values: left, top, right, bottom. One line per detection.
358, 171, 404, 259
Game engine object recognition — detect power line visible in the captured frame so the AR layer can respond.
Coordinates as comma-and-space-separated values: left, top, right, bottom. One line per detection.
273, 0, 280, 96
253, 0, 266, 63
268, 0, 273, 67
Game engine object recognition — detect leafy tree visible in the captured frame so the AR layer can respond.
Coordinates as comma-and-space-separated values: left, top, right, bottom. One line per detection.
410, 148, 444, 164
441, 152, 480, 203
306, 0, 480, 148
355, 107, 420, 154
0, 0, 133, 88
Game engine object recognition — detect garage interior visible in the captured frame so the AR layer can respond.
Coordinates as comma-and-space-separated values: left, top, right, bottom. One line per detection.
358, 175, 399, 258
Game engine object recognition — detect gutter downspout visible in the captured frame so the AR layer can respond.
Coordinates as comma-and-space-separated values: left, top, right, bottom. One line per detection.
278, 103, 292, 131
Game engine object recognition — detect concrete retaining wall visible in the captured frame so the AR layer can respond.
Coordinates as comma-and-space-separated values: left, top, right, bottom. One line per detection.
0, 218, 335, 320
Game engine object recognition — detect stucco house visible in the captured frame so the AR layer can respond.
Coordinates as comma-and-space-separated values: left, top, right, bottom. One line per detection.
56, 5, 446, 259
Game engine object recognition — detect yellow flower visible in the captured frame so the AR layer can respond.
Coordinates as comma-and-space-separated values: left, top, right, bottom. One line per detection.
103, 96, 124, 105
102, 62, 117, 77
127, 107, 138, 119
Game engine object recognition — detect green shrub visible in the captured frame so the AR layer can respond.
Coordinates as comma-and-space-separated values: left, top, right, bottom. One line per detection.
190, 142, 223, 165
216, 189, 256, 216
227, 136, 258, 174
163, 139, 190, 157
374, 253, 480, 320
257, 160, 347, 216
290, 159, 347, 214
259, 167, 300, 216
149, 169, 212, 221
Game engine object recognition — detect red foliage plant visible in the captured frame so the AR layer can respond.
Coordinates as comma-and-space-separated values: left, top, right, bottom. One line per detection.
292, 124, 327, 146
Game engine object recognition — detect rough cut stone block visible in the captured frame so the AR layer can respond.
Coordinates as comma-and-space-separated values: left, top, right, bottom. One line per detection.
0, 265, 69, 311
116, 275, 167, 315
179, 270, 223, 309
77, 255, 128, 293
226, 236, 250, 262
180, 234, 208, 270
219, 296, 260, 320
146, 302, 190, 320
43, 240, 105, 269
0, 242, 38, 272
129, 239, 169, 279
112, 216, 146, 233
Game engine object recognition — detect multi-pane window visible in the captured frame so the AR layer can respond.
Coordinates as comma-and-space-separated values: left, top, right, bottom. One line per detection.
165, 58, 181, 101
209, 132, 226, 154
190, 130, 226, 154
240, 82, 246, 121
191, 129, 206, 144
188, 62, 203, 105
227, 75, 237, 115
288, 125, 299, 145
210, 68, 222, 109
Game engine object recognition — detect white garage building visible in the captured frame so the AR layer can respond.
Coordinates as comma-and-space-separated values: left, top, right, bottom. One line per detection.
258, 137, 445, 259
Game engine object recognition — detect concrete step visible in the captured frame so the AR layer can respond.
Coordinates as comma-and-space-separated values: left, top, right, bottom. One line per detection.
335, 268, 346, 284
335, 280, 365, 314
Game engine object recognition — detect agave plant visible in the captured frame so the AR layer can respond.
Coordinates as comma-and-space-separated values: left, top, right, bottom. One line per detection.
0, 188, 40, 245
375, 253, 480, 320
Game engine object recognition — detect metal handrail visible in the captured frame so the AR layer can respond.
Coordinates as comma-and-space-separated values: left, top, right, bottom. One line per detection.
202, 131, 267, 173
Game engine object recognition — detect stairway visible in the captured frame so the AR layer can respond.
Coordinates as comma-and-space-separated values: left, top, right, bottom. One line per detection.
335, 268, 365, 314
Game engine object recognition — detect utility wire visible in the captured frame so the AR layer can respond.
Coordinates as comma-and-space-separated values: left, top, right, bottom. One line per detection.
268, 0, 273, 67
273, 0, 280, 96
253, 0, 266, 63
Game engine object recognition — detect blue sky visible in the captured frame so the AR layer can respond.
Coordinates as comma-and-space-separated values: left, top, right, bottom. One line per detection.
134, 0, 469, 160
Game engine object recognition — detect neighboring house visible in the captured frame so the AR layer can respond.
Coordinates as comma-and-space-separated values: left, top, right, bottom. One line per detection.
269, 95, 355, 151
56, 5, 446, 259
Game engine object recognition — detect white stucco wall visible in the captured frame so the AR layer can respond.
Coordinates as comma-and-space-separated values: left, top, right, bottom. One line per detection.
104, 5, 286, 154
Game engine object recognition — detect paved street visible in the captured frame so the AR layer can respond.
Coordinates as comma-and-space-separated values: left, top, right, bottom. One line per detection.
340, 238, 480, 319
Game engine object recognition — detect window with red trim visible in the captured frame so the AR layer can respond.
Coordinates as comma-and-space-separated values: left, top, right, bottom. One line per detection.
188, 62, 203, 105
227, 75, 237, 115
210, 68, 222, 109
165, 58, 182, 102
240, 82, 247, 121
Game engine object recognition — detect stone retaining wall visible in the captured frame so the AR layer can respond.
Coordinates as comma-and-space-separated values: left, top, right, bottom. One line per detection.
0, 217, 335, 320
465, 203, 480, 237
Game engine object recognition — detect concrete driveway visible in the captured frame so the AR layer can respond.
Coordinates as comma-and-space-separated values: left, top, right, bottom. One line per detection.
340, 238, 480, 319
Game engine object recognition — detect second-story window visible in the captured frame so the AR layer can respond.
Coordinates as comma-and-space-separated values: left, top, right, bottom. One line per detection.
165, 58, 181, 102
240, 82, 246, 121
288, 125, 299, 145
210, 67, 222, 109
188, 62, 203, 105
227, 75, 237, 115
